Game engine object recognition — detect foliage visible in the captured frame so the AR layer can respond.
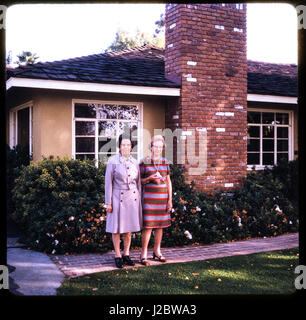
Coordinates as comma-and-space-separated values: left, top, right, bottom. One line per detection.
11, 156, 110, 254
6, 144, 31, 219
11, 156, 298, 254
16, 50, 39, 66
163, 160, 298, 247
105, 28, 164, 53
154, 13, 165, 35
6, 50, 13, 66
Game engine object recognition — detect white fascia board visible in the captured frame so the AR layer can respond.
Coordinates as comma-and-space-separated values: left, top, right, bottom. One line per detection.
247, 94, 297, 104
6, 77, 181, 97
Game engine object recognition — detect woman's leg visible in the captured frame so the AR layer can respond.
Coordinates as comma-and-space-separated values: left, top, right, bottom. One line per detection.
153, 228, 163, 256
122, 232, 131, 256
141, 228, 152, 259
112, 233, 121, 258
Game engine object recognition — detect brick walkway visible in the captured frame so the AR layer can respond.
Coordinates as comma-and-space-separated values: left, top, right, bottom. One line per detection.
49, 233, 298, 278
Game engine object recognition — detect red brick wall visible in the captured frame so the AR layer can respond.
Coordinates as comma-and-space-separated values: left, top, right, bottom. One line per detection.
165, 3, 247, 192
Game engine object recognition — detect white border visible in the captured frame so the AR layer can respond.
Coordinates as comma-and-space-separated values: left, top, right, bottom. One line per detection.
6, 77, 181, 97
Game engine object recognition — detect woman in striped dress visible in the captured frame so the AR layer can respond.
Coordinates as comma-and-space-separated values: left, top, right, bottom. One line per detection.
139, 135, 172, 266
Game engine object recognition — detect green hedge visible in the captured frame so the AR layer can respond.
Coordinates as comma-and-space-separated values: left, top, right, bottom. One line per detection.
6, 144, 31, 218
11, 156, 298, 254
11, 156, 112, 254
163, 160, 298, 247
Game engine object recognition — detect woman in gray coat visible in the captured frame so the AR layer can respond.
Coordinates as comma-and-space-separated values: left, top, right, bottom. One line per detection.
105, 135, 142, 268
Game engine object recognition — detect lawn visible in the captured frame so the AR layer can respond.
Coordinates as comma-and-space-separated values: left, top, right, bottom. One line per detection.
57, 248, 299, 295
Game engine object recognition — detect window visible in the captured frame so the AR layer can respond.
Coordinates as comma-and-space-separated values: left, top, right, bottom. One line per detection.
73, 100, 142, 163
9, 103, 33, 157
247, 109, 293, 169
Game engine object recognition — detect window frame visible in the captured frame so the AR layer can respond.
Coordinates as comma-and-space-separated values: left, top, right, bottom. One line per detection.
9, 100, 34, 157
247, 107, 294, 170
72, 99, 143, 164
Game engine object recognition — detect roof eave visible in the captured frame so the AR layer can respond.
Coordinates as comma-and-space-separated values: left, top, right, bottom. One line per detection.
6, 78, 297, 102
247, 93, 297, 104
6, 77, 181, 97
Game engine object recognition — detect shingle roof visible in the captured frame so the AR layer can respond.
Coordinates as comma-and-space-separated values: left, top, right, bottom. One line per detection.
247, 60, 297, 97
6, 45, 179, 88
7, 45, 297, 96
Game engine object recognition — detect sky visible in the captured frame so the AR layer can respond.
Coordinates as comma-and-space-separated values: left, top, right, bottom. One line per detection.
5, 2, 298, 65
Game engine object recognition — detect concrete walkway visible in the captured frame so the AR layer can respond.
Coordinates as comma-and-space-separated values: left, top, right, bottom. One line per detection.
6, 219, 65, 296
7, 247, 66, 295
49, 232, 299, 278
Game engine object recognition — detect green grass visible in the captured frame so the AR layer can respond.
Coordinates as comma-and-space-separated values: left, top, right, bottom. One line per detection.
57, 248, 299, 295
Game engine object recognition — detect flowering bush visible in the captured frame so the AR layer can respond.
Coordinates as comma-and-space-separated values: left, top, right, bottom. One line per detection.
11, 156, 112, 254
11, 157, 298, 254
163, 160, 298, 248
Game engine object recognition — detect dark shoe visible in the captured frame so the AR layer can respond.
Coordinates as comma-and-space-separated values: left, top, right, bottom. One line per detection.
122, 255, 135, 266
114, 257, 123, 268
140, 257, 151, 266
153, 252, 167, 262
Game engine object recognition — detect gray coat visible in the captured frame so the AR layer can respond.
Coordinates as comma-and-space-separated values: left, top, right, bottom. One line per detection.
105, 153, 143, 234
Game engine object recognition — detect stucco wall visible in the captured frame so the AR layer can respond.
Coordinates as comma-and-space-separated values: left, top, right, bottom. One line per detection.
34, 92, 72, 160
6, 88, 298, 164
6, 88, 166, 161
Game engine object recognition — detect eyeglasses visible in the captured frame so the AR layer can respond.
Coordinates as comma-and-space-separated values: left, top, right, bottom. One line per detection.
152, 145, 163, 149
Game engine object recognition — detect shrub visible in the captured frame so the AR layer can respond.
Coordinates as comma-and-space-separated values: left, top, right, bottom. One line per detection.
12, 156, 111, 254
11, 157, 298, 254
6, 144, 31, 218
269, 159, 298, 206
163, 160, 298, 247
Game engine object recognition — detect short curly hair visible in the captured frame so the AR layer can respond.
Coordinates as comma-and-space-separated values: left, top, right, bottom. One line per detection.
150, 135, 166, 150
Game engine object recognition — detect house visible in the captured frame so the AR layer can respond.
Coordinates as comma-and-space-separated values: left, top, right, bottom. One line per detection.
6, 3, 298, 192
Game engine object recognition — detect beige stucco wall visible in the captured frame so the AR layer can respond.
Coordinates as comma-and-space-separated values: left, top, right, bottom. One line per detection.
34, 92, 72, 160
6, 88, 166, 162
7, 88, 298, 163
142, 98, 166, 157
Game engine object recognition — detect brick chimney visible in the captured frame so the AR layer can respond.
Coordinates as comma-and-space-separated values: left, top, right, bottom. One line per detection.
165, 3, 247, 192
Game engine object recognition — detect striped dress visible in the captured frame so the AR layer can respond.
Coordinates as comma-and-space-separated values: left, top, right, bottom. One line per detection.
139, 156, 171, 229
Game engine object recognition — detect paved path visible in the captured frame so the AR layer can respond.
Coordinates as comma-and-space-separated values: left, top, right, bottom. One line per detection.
7, 247, 66, 295
49, 232, 299, 278
6, 219, 66, 296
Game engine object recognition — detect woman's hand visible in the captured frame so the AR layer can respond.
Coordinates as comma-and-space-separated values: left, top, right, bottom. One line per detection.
150, 173, 161, 180
152, 173, 163, 184
106, 204, 113, 213
155, 172, 163, 179
144, 173, 162, 184
167, 200, 173, 213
